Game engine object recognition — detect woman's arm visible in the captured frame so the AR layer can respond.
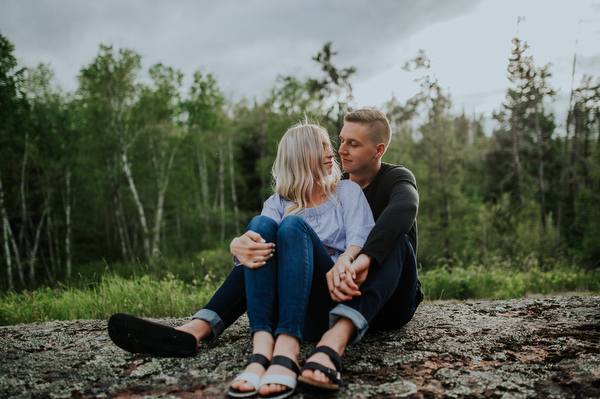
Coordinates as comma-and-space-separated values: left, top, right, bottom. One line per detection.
230, 194, 282, 268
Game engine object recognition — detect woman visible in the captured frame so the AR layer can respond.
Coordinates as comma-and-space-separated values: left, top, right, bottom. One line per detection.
228, 122, 374, 399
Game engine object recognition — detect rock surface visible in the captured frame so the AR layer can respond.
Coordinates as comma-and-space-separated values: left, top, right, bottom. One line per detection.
1, 296, 599, 398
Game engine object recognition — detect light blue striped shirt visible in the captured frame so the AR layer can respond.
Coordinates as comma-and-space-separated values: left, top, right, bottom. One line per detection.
258, 179, 375, 262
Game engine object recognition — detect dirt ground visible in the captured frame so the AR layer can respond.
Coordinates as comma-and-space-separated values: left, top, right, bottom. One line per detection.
1, 295, 599, 398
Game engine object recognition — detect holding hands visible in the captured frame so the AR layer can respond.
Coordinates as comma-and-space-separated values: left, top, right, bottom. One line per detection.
327, 250, 371, 302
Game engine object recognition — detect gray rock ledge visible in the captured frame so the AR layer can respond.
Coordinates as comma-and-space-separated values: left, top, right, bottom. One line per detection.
1, 296, 599, 398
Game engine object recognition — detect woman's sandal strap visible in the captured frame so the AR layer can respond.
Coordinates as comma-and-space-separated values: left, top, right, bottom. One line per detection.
270, 355, 300, 375
247, 353, 270, 369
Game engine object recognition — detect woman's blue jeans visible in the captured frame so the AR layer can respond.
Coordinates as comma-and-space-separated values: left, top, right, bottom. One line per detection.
243, 215, 336, 340
192, 216, 421, 343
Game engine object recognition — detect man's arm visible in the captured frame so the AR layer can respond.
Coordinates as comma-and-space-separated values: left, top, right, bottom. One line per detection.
360, 169, 418, 267
329, 167, 418, 301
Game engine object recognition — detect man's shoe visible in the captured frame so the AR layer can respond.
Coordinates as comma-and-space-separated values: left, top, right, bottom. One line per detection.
108, 313, 197, 357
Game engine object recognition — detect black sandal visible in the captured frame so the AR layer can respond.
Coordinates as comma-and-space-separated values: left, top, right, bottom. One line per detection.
228, 353, 271, 398
108, 313, 197, 358
297, 346, 342, 392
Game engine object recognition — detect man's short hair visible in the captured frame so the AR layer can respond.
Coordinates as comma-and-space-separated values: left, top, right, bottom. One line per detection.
343, 109, 391, 147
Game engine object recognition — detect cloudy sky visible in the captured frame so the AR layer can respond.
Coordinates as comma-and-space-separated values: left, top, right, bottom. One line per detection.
2, 0, 599, 133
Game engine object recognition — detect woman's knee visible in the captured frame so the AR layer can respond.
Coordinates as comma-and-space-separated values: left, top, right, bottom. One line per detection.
247, 215, 278, 240
278, 215, 308, 240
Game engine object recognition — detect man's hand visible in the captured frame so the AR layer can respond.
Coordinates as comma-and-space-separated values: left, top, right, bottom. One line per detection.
327, 253, 371, 302
230, 231, 274, 268
349, 253, 371, 287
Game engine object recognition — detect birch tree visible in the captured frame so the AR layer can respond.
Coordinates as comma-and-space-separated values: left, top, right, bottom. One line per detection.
78, 45, 146, 259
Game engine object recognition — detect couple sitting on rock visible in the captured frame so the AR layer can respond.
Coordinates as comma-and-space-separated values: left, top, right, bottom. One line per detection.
108, 109, 423, 399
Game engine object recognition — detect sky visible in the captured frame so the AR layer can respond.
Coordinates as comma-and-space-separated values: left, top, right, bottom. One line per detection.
2, 0, 599, 134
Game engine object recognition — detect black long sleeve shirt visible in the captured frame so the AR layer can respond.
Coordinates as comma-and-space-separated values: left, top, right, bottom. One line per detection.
351, 163, 419, 267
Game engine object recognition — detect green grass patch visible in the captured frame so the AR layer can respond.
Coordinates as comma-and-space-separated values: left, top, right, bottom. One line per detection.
2, 263, 598, 326
0, 273, 222, 326
420, 265, 600, 301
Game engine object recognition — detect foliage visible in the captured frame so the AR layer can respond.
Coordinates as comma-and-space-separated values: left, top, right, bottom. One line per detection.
0, 32, 599, 307
421, 263, 600, 301
0, 273, 221, 326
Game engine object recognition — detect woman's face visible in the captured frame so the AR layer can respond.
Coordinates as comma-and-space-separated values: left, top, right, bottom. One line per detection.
320, 133, 335, 175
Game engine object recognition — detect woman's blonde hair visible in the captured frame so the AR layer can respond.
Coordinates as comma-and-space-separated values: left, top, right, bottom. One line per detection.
272, 122, 341, 215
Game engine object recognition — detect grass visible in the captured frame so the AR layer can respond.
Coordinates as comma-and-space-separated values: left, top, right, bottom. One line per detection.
1, 264, 598, 326
0, 272, 222, 326
420, 265, 600, 301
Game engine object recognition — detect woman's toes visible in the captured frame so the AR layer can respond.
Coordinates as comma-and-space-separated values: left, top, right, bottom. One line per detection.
259, 383, 283, 395
232, 380, 254, 392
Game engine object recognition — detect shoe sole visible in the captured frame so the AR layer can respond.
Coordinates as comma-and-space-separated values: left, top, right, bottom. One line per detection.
108, 313, 197, 357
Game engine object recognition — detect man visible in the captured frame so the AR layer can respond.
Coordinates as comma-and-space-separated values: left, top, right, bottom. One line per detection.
108, 109, 422, 393
296, 109, 421, 391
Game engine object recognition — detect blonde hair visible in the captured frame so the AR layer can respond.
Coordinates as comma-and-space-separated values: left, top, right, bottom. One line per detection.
272, 123, 341, 215
344, 109, 391, 147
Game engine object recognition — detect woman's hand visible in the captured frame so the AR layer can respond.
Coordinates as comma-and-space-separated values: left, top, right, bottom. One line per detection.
230, 231, 275, 269
327, 249, 368, 302
327, 253, 372, 302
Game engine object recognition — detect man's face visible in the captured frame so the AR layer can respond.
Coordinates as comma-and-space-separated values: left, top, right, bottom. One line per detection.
338, 122, 378, 175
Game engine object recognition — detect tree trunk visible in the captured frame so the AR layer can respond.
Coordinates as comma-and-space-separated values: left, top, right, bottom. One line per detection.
197, 145, 210, 208
228, 136, 240, 236
2, 213, 12, 290
19, 132, 32, 259
121, 149, 151, 260
45, 209, 58, 280
107, 158, 133, 263
566, 107, 580, 230
218, 135, 226, 244
64, 167, 72, 279
557, 126, 569, 235
510, 112, 522, 205
0, 168, 17, 290
557, 49, 578, 235
534, 94, 546, 229
28, 194, 51, 286
151, 143, 178, 257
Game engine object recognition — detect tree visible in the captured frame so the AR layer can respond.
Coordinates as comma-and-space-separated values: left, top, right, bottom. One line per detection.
78, 45, 145, 261
307, 42, 356, 135
386, 50, 483, 267
23, 63, 78, 282
0, 32, 28, 288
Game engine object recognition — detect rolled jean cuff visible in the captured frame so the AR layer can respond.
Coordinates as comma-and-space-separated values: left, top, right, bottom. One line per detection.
191, 309, 224, 343
329, 304, 369, 345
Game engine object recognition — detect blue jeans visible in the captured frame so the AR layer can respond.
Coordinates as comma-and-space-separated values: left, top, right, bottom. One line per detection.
243, 215, 336, 340
193, 217, 421, 343
330, 234, 422, 343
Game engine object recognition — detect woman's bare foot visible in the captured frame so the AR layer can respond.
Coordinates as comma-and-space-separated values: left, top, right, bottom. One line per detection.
230, 331, 274, 394
258, 334, 300, 397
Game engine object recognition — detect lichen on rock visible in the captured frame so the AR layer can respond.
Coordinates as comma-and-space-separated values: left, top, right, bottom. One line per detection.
1, 296, 599, 398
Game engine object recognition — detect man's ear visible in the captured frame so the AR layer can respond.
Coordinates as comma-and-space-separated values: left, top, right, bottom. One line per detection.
374, 143, 386, 159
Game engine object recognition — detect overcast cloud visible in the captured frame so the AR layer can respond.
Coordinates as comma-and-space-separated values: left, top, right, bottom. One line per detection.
2, 0, 599, 132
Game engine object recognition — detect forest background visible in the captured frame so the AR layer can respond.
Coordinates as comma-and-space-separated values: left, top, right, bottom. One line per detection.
1, 31, 599, 324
